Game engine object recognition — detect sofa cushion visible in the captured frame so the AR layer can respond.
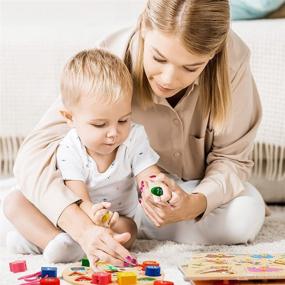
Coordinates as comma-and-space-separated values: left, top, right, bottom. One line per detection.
230, 0, 285, 20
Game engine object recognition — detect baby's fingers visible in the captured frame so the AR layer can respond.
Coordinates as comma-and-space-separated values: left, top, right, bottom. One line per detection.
109, 211, 119, 227
92, 202, 111, 213
94, 209, 111, 226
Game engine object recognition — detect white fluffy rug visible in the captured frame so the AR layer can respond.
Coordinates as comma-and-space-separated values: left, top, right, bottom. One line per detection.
1, 206, 284, 285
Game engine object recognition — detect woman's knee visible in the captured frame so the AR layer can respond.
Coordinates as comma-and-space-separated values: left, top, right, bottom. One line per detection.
3, 190, 27, 220
223, 183, 265, 244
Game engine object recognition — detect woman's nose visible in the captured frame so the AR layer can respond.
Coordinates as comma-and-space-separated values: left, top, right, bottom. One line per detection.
160, 65, 176, 86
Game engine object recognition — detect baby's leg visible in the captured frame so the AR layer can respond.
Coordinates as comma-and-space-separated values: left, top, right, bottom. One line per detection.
111, 216, 137, 249
3, 190, 84, 262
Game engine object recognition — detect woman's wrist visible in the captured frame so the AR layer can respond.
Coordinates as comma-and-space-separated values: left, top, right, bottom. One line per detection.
58, 202, 95, 244
79, 200, 93, 217
188, 193, 207, 220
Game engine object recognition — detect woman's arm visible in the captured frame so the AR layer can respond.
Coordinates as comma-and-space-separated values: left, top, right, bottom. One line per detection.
57, 203, 132, 267
141, 50, 261, 226
13, 97, 80, 226
192, 52, 262, 217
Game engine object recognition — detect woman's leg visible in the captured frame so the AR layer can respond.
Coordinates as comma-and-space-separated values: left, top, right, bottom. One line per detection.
138, 182, 265, 244
2, 190, 84, 262
3, 190, 60, 249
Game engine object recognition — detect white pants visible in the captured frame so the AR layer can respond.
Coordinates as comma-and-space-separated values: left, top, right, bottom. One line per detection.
0, 181, 265, 247
138, 181, 265, 244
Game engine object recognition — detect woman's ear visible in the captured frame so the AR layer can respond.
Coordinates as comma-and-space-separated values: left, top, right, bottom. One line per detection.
60, 109, 73, 127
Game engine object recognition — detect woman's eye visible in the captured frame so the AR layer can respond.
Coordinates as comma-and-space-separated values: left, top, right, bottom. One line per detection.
184, 67, 198, 73
119, 120, 128, 124
153, 56, 166, 63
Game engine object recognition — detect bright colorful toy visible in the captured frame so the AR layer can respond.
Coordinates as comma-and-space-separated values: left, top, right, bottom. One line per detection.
40, 277, 61, 284
92, 272, 112, 284
62, 260, 174, 285
117, 271, 137, 284
41, 267, 57, 278
82, 257, 90, 267
9, 260, 27, 273
179, 252, 285, 285
18, 266, 59, 285
150, 187, 163, 197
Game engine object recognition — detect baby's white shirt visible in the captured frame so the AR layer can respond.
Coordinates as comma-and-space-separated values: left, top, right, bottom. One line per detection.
56, 123, 159, 218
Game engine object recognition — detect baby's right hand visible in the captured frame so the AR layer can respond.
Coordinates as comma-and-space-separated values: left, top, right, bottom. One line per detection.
90, 202, 119, 228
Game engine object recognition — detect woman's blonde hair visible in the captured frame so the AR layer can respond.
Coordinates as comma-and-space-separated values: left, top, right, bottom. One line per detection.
61, 49, 133, 109
125, 0, 230, 130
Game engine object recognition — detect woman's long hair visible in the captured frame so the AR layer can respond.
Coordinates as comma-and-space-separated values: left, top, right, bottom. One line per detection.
125, 0, 230, 131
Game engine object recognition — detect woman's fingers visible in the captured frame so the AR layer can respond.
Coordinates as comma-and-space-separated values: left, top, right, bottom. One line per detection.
155, 173, 176, 189
102, 232, 132, 262
168, 191, 179, 205
141, 199, 163, 227
89, 231, 132, 267
91, 249, 124, 266
160, 185, 172, 203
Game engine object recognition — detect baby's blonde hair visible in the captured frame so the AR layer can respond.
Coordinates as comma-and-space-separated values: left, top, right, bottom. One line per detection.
61, 49, 133, 108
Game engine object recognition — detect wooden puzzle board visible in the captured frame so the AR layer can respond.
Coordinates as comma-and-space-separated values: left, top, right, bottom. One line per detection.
191, 280, 285, 285
62, 262, 163, 285
179, 253, 285, 281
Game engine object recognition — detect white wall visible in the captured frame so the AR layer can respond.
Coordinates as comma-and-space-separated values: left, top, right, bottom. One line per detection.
0, 0, 145, 136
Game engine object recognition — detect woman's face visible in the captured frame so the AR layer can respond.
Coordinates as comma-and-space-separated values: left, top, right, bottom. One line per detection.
143, 29, 212, 98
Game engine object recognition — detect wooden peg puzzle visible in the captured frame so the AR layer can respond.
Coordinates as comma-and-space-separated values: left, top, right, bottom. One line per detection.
179, 252, 285, 285
62, 260, 169, 285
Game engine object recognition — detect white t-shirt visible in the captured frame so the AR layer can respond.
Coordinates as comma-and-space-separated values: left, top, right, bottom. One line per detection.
56, 123, 159, 218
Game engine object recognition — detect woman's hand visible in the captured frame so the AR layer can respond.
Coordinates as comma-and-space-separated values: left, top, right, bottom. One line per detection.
141, 173, 207, 227
79, 224, 134, 269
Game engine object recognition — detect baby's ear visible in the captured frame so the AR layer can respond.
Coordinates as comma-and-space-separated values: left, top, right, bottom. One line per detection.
60, 109, 73, 127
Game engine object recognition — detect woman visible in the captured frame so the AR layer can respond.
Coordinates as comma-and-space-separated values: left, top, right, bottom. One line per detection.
2, 0, 265, 267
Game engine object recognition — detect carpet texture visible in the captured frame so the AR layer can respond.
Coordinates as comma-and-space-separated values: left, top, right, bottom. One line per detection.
1, 206, 284, 285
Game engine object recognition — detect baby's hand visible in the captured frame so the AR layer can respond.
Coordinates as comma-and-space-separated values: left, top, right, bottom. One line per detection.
90, 202, 119, 227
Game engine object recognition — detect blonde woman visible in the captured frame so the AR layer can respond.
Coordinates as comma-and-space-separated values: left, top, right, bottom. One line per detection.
2, 0, 265, 268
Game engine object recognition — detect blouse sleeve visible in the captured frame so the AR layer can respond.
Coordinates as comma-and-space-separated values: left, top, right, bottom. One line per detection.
192, 52, 262, 217
13, 97, 80, 226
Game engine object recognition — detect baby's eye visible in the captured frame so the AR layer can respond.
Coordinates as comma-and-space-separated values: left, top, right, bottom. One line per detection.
118, 119, 128, 124
92, 123, 105, 128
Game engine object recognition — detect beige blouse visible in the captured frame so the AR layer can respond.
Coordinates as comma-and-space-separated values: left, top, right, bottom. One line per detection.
14, 27, 262, 225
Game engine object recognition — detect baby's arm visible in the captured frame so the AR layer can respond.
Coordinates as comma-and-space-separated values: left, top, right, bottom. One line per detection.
64, 180, 118, 227
136, 165, 172, 203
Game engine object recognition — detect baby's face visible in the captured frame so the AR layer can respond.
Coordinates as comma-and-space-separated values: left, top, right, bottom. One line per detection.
72, 94, 132, 157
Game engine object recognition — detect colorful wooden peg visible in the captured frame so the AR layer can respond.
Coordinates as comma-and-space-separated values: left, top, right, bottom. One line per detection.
142, 260, 160, 270
145, 265, 161, 276
40, 277, 60, 284
154, 281, 174, 285
41, 267, 57, 278
9, 260, 27, 273
117, 271, 137, 285
81, 257, 90, 267
151, 186, 163, 196
92, 272, 112, 284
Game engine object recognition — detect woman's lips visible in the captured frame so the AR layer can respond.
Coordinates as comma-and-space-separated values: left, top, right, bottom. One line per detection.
155, 81, 175, 93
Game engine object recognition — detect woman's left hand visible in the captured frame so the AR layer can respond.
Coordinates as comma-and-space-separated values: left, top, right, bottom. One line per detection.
140, 173, 207, 227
